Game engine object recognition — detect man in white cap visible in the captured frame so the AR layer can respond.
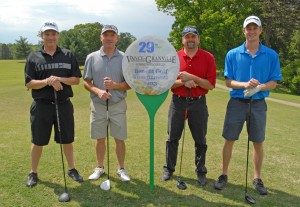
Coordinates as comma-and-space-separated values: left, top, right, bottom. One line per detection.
25, 21, 83, 187
214, 16, 282, 195
83, 25, 131, 182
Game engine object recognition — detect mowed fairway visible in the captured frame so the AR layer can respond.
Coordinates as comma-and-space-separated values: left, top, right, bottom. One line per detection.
0, 60, 299, 207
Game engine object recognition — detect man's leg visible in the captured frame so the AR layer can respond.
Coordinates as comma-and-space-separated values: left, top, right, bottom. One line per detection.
115, 139, 125, 168
26, 144, 43, 187
252, 141, 267, 195
214, 139, 234, 190
63, 143, 75, 170
63, 143, 83, 182
253, 142, 263, 178
115, 139, 130, 181
31, 144, 43, 173
222, 140, 235, 175
96, 138, 106, 168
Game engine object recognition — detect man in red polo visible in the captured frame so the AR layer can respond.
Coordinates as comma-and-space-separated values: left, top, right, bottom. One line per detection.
161, 25, 216, 186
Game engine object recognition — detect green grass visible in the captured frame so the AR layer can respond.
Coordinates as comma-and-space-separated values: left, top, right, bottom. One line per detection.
0, 60, 299, 207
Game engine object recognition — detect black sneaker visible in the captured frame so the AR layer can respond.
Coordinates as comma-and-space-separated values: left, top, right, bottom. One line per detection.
161, 168, 173, 181
67, 168, 83, 182
214, 174, 227, 190
197, 173, 207, 186
26, 172, 38, 187
253, 178, 268, 195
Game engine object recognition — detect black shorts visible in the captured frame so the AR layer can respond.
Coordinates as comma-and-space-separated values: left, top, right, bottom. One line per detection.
30, 99, 74, 146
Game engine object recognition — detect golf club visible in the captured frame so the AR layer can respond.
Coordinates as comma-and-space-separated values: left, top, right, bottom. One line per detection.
100, 89, 111, 191
54, 90, 70, 202
176, 89, 190, 190
245, 97, 256, 204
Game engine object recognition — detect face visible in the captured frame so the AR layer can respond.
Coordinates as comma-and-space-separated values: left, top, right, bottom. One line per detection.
41, 30, 59, 48
243, 23, 262, 43
182, 33, 199, 49
100, 31, 118, 48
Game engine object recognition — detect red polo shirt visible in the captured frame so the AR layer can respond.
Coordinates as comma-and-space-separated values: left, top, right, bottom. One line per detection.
172, 47, 216, 97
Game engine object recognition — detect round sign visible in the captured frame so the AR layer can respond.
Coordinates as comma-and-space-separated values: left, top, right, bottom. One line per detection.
122, 36, 179, 95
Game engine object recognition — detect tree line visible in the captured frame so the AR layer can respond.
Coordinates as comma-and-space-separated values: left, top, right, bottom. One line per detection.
1, 1, 300, 94
0, 22, 136, 66
156, 0, 300, 94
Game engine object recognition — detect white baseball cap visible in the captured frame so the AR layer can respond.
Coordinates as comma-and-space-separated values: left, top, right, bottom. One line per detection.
243, 16, 262, 28
40, 21, 59, 32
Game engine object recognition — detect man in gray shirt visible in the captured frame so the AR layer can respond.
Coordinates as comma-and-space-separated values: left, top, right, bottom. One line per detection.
83, 25, 131, 182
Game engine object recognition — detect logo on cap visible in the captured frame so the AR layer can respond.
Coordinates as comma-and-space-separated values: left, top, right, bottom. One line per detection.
101, 25, 118, 34
243, 16, 262, 28
40, 21, 59, 32
182, 25, 199, 37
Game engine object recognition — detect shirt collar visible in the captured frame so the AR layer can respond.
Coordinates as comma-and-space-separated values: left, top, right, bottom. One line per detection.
40, 46, 61, 55
239, 42, 266, 55
99, 46, 120, 57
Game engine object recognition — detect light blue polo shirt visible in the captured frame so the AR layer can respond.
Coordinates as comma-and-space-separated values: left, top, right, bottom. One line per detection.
83, 47, 127, 105
224, 42, 282, 100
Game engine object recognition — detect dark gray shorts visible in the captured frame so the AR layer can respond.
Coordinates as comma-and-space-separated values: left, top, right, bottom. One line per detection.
222, 98, 267, 142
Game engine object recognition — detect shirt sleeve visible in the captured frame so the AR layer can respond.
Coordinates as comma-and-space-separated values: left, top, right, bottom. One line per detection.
83, 54, 93, 80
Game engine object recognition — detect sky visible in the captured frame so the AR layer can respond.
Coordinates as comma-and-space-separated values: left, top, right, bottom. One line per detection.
0, 0, 175, 44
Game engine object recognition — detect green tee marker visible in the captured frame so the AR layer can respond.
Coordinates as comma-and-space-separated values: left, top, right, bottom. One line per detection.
122, 36, 179, 189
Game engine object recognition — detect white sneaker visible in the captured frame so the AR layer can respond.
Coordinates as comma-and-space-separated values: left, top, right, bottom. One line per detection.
117, 168, 130, 182
88, 167, 105, 180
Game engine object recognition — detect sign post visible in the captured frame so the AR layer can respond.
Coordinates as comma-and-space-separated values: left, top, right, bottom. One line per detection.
122, 36, 179, 189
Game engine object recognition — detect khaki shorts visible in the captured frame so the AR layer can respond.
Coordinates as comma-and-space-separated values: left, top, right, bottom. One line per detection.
90, 99, 127, 140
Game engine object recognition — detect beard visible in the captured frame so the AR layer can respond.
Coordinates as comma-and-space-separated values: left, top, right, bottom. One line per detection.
186, 41, 196, 49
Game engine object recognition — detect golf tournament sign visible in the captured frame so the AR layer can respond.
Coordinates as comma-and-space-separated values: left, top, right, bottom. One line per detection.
122, 35, 179, 95
122, 36, 179, 189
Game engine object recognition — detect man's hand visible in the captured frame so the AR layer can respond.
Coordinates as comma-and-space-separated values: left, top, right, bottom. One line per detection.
97, 89, 112, 101
178, 71, 192, 83
244, 85, 261, 97
103, 77, 115, 90
184, 80, 197, 88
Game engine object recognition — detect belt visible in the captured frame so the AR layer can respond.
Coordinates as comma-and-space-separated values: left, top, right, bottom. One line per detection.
173, 94, 203, 101
234, 98, 264, 104
35, 98, 70, 105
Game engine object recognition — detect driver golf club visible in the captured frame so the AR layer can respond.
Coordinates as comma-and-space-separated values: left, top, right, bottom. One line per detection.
176, 89, 190, 190
54, 90, 70, 202
100, 89, 111, 191
245, 97, 256, 204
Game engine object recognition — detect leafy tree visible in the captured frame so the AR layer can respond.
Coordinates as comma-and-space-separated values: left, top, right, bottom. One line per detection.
59, 22, 136, 65
156, 0, 253, 69
14, 36, 32, 59
72, 22, 102, 53
0, 44, 12, 59
117, 32, 136, 52
59, 30, 89, 66
251, 0, 300, 61
281, 30, 300, 94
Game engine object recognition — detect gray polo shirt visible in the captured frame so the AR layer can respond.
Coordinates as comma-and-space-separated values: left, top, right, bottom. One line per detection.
83, 47, 127, 105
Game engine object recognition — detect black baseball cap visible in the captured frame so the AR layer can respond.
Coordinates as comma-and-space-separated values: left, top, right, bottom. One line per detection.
182, 25, 199, 37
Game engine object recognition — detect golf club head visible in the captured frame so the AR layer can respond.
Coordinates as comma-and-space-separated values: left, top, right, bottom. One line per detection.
176, 179, 187, 190
100, 179, 111, 191
245, 195, 256, 204
58, 192, 70, 202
